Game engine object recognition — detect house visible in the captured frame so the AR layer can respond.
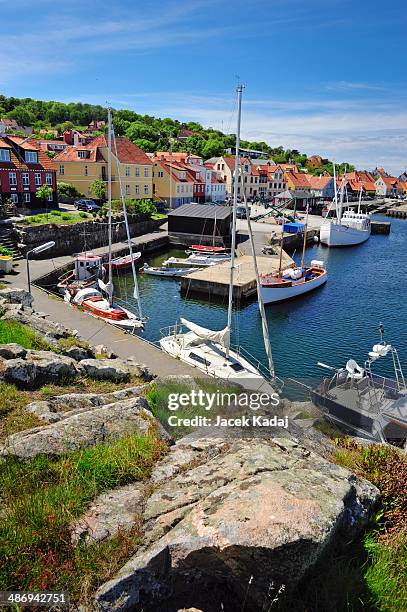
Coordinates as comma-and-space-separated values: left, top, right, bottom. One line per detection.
375, 176, 402, 198
306, 155, 326, 170
36, 140, 69, 154
275, 189, 315, 211
398, 171, 407, 182
167, 203, 232, 246
63, 130, 93, 146
0, 136, 57, 207
284, 171, 312, 193
153, 160, 195, 207
374, 167, 389, 178
346, 171, 376, 195
307, 175, 335, 199
87, 120, 106, 132
53, 135, 153, 200
398, 181, 407, 197
267, 165, 287, 199
0, 118, 33, 136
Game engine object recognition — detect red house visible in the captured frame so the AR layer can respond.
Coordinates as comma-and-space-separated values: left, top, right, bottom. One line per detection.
0, 136, 57, 208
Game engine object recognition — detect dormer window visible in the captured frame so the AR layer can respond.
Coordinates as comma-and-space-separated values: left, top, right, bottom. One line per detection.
77, 150, 90, 159
0, 149, 10, 162
25, 151, 38, 163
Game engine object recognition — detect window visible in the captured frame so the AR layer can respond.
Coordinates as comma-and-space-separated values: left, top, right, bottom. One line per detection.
59, 165, 64, 175
11, 193, 19, 204
77, 150, 89, 159
23, 193, 30, 203
158, 170, 163, 178
135, 184, 140, 194
125, 166, 130, 176
9, 172, 17, 186
177, 186, 180, 193
84, 165, 88, 176
135, 167, 140, 177
0, 149, 10, 162
47, 193, 53, 202
144, 184, 149, 195
144, 167, 149, 177
125, 184, 130, 195
35, 173, 41, 186
46, 173, 53, 186
25, 151, 38, 163
22, 173, 29, 186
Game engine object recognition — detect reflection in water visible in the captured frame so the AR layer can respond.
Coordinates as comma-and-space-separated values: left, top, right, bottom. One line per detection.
114, 215, 407, 399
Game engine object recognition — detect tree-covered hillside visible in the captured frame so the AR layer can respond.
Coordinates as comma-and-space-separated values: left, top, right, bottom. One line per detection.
0, 95, 353, 174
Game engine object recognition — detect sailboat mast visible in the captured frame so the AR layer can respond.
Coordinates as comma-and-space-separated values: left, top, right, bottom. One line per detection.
333, 161, 338, 220
357, 186, 362, 214
241, 177, 275, 380
111, 126, 144, 320
226, 84, 243, 358
338, 167, 347, 224
107, 108, 113, 305
301, 203, 309, 269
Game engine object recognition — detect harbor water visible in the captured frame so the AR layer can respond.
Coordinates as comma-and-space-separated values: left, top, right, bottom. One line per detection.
115, 215, 407, 398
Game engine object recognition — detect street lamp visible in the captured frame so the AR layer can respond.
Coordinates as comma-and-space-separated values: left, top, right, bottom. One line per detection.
26, 241, 55, 296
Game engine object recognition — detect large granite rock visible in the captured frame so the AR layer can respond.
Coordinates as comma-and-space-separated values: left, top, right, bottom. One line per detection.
0, 287, 33, 307
95, 436, 379, 612
80, 358, 151, 382
71, 483, 145, 545
0, 343, 27, 360
3, 350, 81, 388
0, 397, 169, 459
26, 385, 147, 424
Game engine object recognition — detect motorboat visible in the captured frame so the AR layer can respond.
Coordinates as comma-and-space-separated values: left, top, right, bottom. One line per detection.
108, 252, 141, 270
311, 325, 407, 447
260, 261, 327, 303
71, 288, 143, 331
142, 263, 198, 277
57, 253, 105, 295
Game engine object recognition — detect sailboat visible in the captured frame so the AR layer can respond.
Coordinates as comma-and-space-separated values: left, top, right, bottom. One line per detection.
260, 205, 327, 304
160, 85, 276, 394
320, 167, 371, 246
67, 108, 144, 332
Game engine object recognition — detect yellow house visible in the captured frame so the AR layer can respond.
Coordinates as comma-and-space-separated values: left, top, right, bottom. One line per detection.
53, 135, 153, 200
153, 160, 195, 208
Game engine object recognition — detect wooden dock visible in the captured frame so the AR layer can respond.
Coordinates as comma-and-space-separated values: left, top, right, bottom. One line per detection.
371, 221, 391, 234
387, 205, 407, 219
180, 252, 294, 300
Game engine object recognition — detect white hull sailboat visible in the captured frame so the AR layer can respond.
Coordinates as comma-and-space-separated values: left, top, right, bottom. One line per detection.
260, 204, 327, 304
142, 263, 197, 277
66, 108, 144, 332
160, 85, 277, 394
320, 172, 371, 247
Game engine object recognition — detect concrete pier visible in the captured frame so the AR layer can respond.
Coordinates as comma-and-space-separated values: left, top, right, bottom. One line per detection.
387, 205, 407, 219
181, 252, 294, 300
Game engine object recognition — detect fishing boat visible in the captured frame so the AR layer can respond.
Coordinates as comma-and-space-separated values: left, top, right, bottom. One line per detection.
65, 108, 144, 331
57, 252, 105, 295
72, 287, 143, 331
320, 170, 371, 247
260, 206, 327, 304
160, 85, 277, 395
108, 252, 141, 270
142, 263, 198, 277
311, 324, 407, 447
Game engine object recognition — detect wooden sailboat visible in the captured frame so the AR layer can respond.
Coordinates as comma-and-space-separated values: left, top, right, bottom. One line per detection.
260, 205, 327, 304
68, 108, 144, 332
160, 85, 276, 393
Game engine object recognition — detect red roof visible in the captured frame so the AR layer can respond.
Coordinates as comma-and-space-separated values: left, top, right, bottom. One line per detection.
54, 135, 152, 165
380, 176, 399, 187
285, 171, 310, 189
306, 175, 332, 189
0, 136, 55, 171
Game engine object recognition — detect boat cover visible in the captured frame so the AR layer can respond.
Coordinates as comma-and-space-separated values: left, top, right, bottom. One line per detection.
180, 318, 230, 348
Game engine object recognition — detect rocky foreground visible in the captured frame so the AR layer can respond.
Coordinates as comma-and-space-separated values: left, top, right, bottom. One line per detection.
0, 288, 381, 611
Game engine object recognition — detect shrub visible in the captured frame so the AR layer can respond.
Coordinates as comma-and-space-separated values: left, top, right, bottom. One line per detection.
0, 245, 13, 257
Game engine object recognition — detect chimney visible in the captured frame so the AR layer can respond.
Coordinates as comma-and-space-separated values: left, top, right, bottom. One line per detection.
73, 131, 79, 146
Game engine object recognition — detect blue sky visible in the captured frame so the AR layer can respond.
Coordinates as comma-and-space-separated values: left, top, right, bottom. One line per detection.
1, 0, 406, 173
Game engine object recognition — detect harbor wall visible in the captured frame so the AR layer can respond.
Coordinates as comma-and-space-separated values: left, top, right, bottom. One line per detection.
13, 216, 164, 258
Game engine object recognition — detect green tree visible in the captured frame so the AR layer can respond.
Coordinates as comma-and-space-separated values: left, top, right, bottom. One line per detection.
90, 178, 106, 202
36, 184, 53, 206
202, 139, 225, 159
57, 182, 81, 200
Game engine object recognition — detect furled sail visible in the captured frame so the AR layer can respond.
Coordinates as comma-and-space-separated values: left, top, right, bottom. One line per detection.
98, 278, 114, 300
180, 318, 230, 348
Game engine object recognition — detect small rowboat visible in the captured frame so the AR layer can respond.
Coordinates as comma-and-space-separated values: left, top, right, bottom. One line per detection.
108, 252, 141, 270
188, 245, 228, 255
142, 264, 198, 277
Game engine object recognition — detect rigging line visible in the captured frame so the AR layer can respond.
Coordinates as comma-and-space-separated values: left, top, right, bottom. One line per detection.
111, 123, 144, 320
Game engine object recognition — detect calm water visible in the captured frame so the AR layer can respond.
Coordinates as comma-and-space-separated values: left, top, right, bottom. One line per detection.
115, 215, 407, 398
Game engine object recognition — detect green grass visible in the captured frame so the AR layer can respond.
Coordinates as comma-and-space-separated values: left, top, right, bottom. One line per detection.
145, 377, 244, 439
0, 433, 167, 602
0, 320, 55, 352
19, 211, 90, 226
58, 335, 90, 352
151, 213, 167, 220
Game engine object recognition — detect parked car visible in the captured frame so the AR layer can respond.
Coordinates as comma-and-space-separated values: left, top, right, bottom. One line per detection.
74, 198, 100, 212
236, 206, 251, 219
